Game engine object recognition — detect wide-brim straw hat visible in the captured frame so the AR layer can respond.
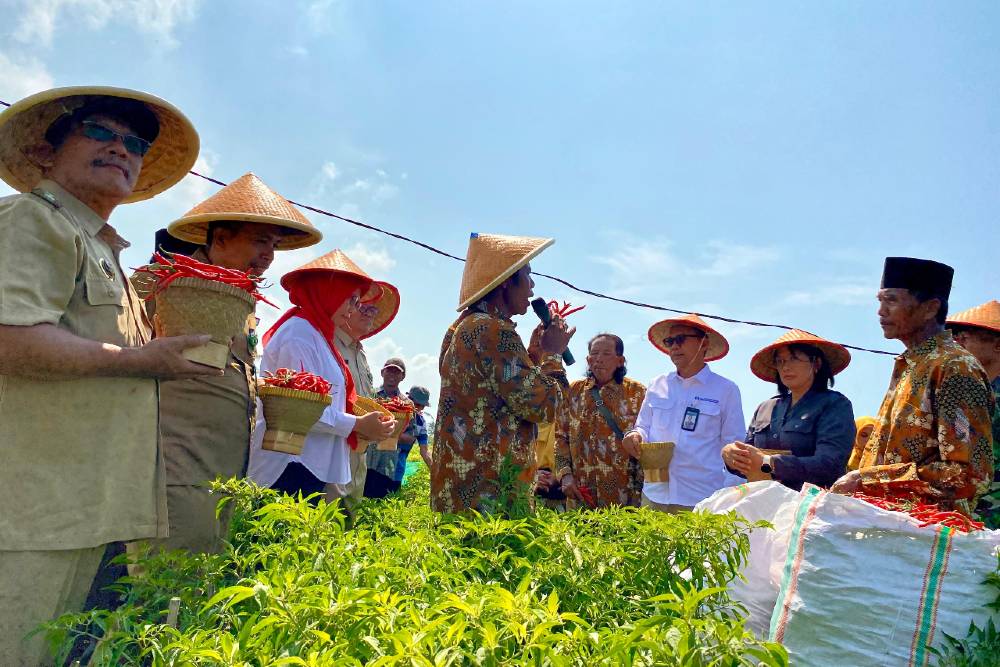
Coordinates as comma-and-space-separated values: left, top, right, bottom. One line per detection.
947, 300, 1000, 336
0, 86, 198, 204
167, 172, 322, 250
280, 249, 373, 291
647, 314, 729, 361
361, 280, 400, 340
750, 328, 851, 382
457, 232, 554, 311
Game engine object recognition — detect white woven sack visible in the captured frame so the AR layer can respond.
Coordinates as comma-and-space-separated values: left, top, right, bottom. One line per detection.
696, 481, 799, 637
768, 486, 1000, 667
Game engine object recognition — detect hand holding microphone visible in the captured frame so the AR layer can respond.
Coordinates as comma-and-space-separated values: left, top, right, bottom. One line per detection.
530, 297, 576, 365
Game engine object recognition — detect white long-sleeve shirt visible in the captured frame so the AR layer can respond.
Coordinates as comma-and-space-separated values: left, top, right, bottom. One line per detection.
631, 365, 746, 506
247, 316, 357, 488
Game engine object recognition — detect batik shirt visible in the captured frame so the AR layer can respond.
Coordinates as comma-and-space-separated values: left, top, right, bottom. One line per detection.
430, 303, 566, 513
857, 331, 995, 514
974, 377, 1000, 528
554, 377, 646, 507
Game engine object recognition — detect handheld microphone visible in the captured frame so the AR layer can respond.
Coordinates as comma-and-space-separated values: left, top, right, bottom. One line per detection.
530, 297, 575, 366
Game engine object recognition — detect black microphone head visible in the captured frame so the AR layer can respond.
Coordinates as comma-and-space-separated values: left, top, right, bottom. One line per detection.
530, 298, 551, 324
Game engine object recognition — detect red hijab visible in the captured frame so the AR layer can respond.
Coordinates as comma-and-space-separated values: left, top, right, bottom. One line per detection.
263, 270, 372, 450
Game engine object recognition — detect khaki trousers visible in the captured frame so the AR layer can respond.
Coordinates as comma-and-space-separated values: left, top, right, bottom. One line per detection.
161, 484, 234, 554
640, 494, 694, 514
325, 445, 369, 514
0, 546, 104, 667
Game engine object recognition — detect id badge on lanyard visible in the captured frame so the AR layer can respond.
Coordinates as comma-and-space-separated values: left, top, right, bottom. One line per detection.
681, 406, 700, 432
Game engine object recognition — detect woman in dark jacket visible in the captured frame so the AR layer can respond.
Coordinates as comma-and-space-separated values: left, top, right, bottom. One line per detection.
722, 329, 855, 490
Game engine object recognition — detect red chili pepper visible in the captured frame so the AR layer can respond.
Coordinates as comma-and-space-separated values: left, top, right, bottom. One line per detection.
577, 484, 597, 509
850, 492, 984, 533
262, 368, 332, 396
133, 251, 277, 307
546, 300, 586, 319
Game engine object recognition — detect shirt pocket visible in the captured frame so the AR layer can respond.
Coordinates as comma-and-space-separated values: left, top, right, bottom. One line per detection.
647, 397, 675, 434
84, 267, 125, 308
693, 400, 721, 431
781, 413, 819, 456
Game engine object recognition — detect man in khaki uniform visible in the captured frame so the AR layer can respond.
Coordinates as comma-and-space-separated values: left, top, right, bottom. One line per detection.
327, 280, 400, 511
154, 173, 322, 553
0, 87, 210, 665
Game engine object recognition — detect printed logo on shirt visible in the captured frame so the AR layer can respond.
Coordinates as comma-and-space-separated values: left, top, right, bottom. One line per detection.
694, 396, 720, 404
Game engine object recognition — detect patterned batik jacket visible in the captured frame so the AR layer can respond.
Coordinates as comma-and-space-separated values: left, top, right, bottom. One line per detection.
974, 377, 1000, 528
554, 377, 646, 507
430, 303, 566, 513
858, 331, 996, 515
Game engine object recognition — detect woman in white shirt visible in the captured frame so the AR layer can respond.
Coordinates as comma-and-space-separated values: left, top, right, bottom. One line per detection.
248, 251, 395, 500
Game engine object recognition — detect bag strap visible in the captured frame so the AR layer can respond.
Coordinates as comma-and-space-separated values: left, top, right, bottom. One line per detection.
590, 385, 625, 440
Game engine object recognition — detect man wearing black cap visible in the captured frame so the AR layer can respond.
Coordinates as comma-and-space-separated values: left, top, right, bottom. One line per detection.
831, 258, 995, 515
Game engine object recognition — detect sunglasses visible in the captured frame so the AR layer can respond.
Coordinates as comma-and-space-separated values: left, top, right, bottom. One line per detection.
80, 121, 151, 157
662, 333, 704, 348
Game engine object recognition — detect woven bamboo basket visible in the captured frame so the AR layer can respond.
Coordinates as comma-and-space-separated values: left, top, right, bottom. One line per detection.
353, 397, 410, 451
258, 385, 332, 455
639, 441, 675, 483
155, 276, 255, 368
745, 448, 792, 482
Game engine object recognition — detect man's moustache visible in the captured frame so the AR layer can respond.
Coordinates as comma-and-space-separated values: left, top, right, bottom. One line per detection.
93, 159, 130, 179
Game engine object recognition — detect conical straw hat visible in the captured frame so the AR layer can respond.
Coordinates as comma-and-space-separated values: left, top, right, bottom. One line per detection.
0, 86, 198, 204
749, 328, 851, 382
280, 249, 372, 291
947, 300, 1000, 336
457, 232, 554, 311
648, 314, 729, 361
361, 281, 400, 339
167, 172, 322, 250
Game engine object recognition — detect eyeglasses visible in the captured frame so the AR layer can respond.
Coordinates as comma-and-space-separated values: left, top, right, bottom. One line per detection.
662, 333, 704, 348
774, 356, 812, 368
358, 304, 378, 317
80, 121, 151, 157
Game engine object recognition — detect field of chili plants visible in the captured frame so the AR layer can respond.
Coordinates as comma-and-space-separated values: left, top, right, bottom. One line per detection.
47, 466, 788, 666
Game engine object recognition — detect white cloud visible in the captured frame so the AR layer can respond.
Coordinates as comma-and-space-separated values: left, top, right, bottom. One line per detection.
782, 283, 873, 307
594, 235, 780, 297
321, 161, 339, 181
10, 0, 200, 49
372, 182, 399, 203
305, 0, 347, 35
285, 44, 309, 58
345, 241, 395, 277
157, 150, 219, 215
366, 337, 441, 407
0, 52, 54, 101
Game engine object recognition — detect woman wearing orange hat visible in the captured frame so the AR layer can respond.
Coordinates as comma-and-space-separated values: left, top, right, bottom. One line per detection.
722, 330, 856, 490
847, 416, 878, 471
247, 251, 396, 498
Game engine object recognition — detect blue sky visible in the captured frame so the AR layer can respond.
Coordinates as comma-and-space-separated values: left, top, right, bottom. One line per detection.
1, 1, 997, 422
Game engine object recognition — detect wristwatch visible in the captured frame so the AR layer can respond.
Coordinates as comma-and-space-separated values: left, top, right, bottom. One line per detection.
760, 455, 773, 476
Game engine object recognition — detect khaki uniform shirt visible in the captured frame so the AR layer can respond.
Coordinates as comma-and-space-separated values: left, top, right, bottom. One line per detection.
0, 180, 165, 550
148, 249, 258, 485
334, 329, 379, 459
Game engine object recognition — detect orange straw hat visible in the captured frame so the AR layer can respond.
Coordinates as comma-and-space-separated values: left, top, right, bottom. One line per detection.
280, 249, 372, 290
946, 300, 1000, 336
361, 281, 401, 339
750, 329, 851, 382
168, 172, 322, 250
648, 314, 729, 361
0, 86, 199, 204
457, 232, 554, 311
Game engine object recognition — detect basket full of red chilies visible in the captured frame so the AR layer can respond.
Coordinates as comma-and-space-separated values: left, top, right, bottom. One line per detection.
135, 252, 275, 368
374, 395, 414, 451
258, 367, 333, 455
